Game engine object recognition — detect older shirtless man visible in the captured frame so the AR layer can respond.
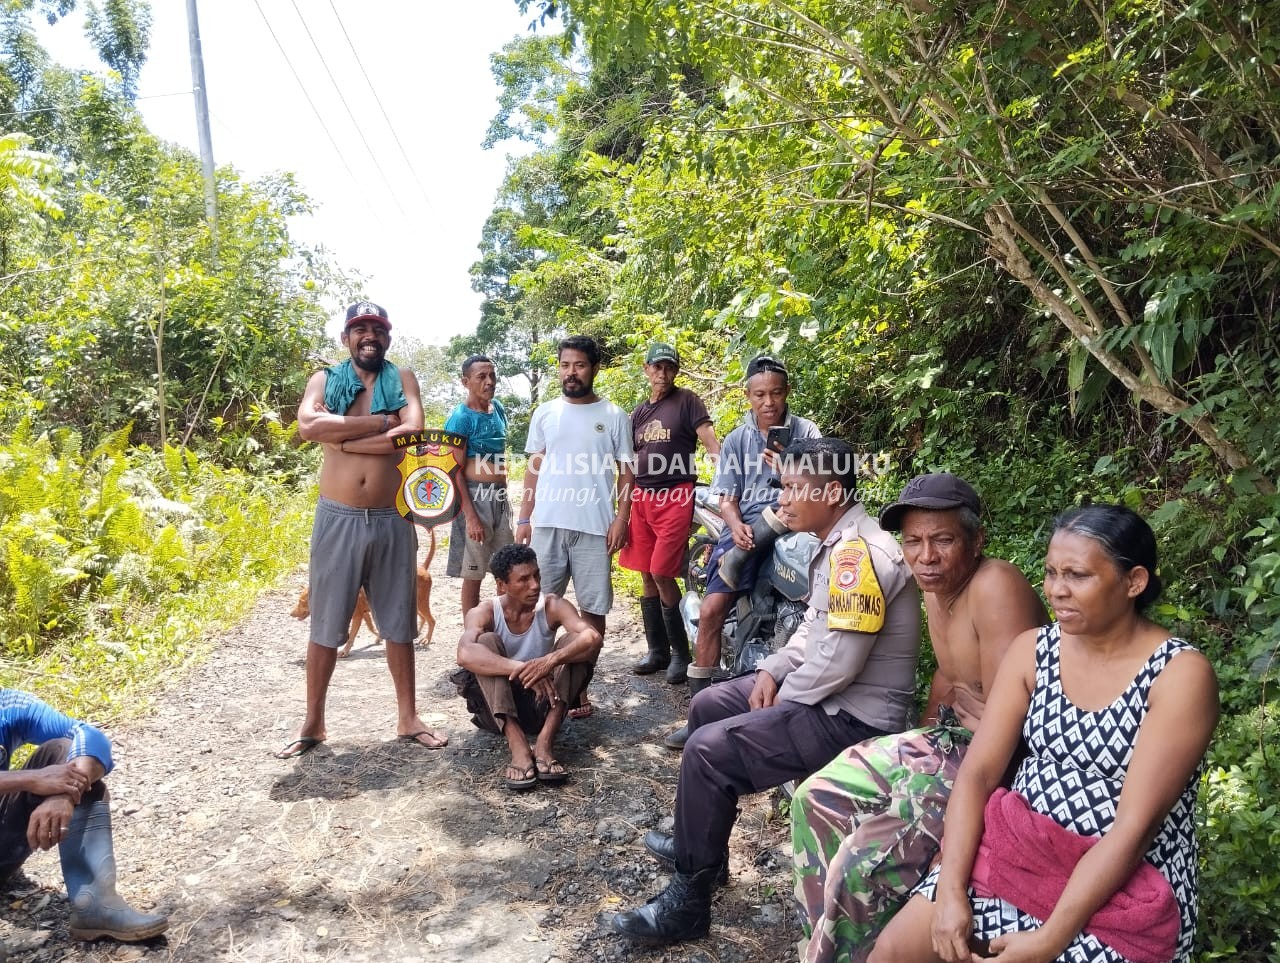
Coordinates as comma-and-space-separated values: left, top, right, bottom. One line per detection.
276, 301, 447, 759
791, 472, 1046, 962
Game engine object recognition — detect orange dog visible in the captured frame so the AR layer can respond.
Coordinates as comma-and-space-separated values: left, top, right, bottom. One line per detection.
291, 533, 436, 657
290, 585, 380, 658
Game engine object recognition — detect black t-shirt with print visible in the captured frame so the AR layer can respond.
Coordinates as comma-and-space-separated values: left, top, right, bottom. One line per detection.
630, 387, 712, 489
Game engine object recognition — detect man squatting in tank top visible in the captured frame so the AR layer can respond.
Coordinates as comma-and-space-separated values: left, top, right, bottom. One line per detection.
452, 544, 604, 790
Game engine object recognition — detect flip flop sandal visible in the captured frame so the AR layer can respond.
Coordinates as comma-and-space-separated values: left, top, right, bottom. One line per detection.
398, 730, 449, 749
504, 763, 538, 791
274, 736, 323, 759
535, 757, 569, 783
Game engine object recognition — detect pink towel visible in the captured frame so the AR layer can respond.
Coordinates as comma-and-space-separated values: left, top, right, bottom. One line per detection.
966, 788, 1179, 963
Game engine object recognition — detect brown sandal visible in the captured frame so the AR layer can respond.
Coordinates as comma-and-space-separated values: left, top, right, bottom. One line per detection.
535, 757, 569, 783
504, 762, 538, 790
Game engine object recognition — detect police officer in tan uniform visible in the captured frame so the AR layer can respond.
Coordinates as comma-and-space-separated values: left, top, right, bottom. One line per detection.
613, 438, 922, 945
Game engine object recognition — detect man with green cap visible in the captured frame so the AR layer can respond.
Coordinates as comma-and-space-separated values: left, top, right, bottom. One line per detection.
619, 342, 720, 683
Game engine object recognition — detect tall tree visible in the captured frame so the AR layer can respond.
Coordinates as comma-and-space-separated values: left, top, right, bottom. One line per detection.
83, 0, 150, 101
525, 0, 1279, 485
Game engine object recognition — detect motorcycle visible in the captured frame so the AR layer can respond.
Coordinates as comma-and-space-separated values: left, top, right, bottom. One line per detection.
680, 484, 819, 675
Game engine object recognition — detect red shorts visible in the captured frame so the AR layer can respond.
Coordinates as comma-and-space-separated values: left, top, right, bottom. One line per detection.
620, 483, 695, 579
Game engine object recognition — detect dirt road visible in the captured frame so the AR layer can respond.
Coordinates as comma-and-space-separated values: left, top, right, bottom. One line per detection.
1, 549, 798, 963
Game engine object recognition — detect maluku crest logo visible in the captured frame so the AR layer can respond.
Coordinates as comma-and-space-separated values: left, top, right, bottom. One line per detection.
394, 430, 467, 528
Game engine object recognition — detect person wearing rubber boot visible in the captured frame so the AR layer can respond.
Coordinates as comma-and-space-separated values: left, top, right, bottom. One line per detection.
452, 544, 603, 789
0, 688, 167, 944
613, 438, 921, 946
620, 342, 720, 685
663, 355, 820, 749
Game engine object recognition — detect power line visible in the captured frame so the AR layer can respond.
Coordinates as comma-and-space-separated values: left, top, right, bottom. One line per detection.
324, 0, 436, 214
248, 0, 378, 219
0, 91, 195, 121
208, 108, 236, 140
285, 0, 412, 222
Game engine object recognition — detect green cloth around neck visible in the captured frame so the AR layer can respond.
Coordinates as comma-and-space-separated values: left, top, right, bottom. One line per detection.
323, 359, 408, 415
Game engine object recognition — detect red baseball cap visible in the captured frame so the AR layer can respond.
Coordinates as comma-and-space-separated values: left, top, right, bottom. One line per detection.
344, 301, 391, 331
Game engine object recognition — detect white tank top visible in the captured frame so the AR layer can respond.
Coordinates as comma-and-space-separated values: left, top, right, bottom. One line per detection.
492, 595, 555, 662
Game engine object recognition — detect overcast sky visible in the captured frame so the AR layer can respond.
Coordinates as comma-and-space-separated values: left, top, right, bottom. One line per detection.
39, 0, 537, 345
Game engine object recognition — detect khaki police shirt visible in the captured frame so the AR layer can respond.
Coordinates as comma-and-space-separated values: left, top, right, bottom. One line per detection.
757, 502, 922, 733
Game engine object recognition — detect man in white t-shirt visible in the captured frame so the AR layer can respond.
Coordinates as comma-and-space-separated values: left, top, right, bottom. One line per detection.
518, 335, 636, 718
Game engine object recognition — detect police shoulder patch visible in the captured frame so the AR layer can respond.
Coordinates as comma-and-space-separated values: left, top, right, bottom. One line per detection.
827, 536, 886, 633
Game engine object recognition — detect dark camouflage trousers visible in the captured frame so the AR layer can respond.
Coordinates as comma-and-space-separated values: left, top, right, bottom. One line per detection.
791, 714, 971, 963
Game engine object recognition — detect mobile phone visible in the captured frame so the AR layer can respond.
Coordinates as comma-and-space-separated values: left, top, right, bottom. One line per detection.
766, 424, 792, 454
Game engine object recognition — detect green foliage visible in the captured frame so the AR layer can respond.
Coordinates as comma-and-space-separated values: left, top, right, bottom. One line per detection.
0, 421, 312, 719
0, 6, 338, 722
1232, 513, 1280, 673
379, 336, 465, 426
0, 11, 336, 465
476, 1, 1280, 955
0, 129, 60, 215
11, 155, 331, 459
1198, 707, 1280, 960
83, 0, 151, 100
0, 419, 263, 651
484, 33, 573, 148
456, 161, 563, 406
536, 0, 1280, 482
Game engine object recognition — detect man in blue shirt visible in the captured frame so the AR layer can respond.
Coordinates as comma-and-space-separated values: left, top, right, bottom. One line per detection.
665, 356, 821, 748
0, 689, 167, 943
444, 355, 515, 616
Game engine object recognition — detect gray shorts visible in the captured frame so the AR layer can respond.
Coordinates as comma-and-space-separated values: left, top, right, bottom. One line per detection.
310, 497, 418, 646
530, 526, 613, 616
446, 481, 514, 579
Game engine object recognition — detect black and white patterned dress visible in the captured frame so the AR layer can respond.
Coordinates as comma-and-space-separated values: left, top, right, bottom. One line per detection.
916, 623, 1201, 962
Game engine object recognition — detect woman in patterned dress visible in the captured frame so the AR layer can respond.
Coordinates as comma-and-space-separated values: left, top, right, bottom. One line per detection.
869, 505, 1219, 963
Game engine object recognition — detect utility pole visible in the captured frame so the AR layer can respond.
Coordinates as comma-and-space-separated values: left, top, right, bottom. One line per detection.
185, 0, 219, 262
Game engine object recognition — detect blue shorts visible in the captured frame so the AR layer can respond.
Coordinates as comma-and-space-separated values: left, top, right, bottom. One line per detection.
704, 525, 768, 597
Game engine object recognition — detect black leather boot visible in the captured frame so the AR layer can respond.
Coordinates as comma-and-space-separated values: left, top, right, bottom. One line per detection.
643, 830, 729, 885
612, 864, 719, 944
662, 671, 714, 749
662, 603, 691, 684
632, 596, 671, 674
717, 506, 789, 589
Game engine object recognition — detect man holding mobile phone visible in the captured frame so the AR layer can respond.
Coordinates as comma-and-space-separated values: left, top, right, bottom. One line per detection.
664, 355, 820, 749
767, 423, 793, 454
